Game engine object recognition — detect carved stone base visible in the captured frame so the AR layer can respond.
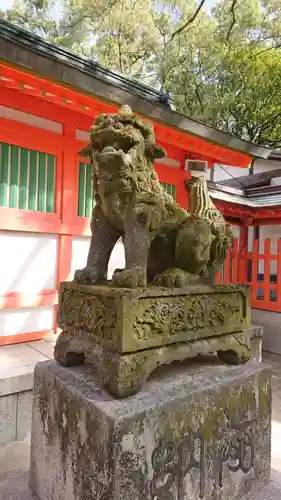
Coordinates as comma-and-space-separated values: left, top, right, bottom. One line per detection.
55, 329, 251, 398
30, 360, 271, 500
55, 281, 252, 397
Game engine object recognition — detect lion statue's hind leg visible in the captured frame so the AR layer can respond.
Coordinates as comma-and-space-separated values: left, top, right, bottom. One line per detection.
153, 217, 212, 287
153, 268, 200, 287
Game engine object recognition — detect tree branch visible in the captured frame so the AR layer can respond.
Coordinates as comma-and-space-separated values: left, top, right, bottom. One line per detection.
195, 84, 204, 114
64, 14, 91, 30
169, 0, 206, 42
226, 0, 238, 42
117, 30, 123, 72
249, 42, 281, 59
65, 0, 120, 29
127, 51, 148, 66
258, 110, 281, 129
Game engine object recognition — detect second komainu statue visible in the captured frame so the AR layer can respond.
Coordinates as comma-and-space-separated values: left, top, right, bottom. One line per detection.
54, 105, 251, 398
74, 105, 233, 288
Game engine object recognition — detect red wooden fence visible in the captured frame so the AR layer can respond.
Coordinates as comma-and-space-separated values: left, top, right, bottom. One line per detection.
217, 236, 281, 312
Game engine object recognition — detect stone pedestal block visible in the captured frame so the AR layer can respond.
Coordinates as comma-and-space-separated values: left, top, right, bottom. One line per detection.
55, 282, 251, 397
30, 359, 271, 500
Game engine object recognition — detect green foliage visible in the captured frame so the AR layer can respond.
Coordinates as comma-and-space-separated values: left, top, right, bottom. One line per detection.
3, 0, 281, 147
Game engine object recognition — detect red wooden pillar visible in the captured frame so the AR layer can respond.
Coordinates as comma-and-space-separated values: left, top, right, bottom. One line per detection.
251, 239, 259, 308
208, 160, 215, 182
277, 239, 281, 310
238, 221, 249, 284
231, 239, 239, 283
263, 238, 271, 307
177, 170, 190, 210
223, 249, 231, 284
62, 123, 78, 225
53, 123, 77, 334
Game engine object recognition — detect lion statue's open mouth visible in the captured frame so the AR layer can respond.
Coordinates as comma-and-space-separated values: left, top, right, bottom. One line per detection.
79, 106, 166, 160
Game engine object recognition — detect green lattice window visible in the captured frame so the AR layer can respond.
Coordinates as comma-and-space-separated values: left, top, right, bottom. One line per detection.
161, 182, 176, 200
78, 162, 95, 217
0, 142, 56, 212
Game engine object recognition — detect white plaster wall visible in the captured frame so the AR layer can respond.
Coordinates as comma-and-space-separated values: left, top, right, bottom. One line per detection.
253, 159, 281, 174
71, 236, 125, 280
0, 306, 54, 336
204, 169, 211, 181
258, 225, 281, 274
248, 226, 254, 252
253, 158, 281, 185
155, 158, 180, 168
0, 232, 58, 294
213, 165, 248, 183
231, 225, 240, 239
271, 177, 281, 186
0, 106, 62, 134
70, 236, 91, 279
108, 239, 125, 279
76, 129, 89, 142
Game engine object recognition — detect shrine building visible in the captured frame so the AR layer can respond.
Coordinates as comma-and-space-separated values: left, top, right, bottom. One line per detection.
0, 19, 281, 354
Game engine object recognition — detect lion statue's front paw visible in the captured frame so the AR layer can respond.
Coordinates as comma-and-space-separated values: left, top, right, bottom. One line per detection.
154, 268, 200, 287
112, 267, 147, 288
74, 266, 100, 284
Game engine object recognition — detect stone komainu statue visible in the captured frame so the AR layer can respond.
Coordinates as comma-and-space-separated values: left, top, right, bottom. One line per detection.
75, 105, 233, 288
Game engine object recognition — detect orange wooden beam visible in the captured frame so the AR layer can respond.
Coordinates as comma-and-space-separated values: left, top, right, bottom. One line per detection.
0, 290, 57, 310
0, 62, 253, 168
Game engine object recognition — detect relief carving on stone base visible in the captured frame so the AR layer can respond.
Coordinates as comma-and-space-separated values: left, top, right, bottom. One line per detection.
131, 292, 244, 342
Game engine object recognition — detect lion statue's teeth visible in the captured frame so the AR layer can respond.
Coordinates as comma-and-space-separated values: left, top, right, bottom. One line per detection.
102, 146, 116, 154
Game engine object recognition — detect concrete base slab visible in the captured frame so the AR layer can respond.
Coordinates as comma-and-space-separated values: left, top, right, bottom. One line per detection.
0, 441, 30, 482
30, 358, 271, 500
2, 469, 281, 500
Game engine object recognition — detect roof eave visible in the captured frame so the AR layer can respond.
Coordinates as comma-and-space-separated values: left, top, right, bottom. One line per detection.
0, 20, 272, 160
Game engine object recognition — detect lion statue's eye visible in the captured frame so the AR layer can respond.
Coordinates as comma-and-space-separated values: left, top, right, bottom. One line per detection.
102, 117, 114, 128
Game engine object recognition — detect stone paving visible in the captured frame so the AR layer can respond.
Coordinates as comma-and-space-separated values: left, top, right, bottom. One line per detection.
0, 350, 280, 499
0, 339, 56, 445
